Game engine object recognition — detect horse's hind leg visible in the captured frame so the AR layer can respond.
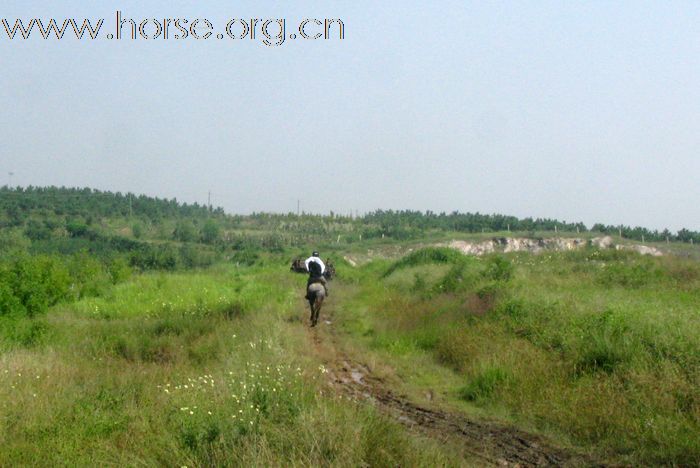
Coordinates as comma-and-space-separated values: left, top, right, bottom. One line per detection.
312, 299, 323, 326
308, 301, 316, 327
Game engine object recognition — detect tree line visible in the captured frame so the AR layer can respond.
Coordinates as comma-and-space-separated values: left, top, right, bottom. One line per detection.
2, 187, 699, 244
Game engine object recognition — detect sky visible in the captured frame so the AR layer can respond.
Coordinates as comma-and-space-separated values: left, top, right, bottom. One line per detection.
1, 1, 699, 231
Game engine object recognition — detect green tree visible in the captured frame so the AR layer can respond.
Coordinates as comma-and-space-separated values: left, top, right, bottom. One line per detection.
132, 222, 143, 239
173, 220, 198, 242
201, 220, 220, 244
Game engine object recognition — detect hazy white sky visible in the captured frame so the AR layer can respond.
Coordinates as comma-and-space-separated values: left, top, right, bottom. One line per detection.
1, 1, 699, 230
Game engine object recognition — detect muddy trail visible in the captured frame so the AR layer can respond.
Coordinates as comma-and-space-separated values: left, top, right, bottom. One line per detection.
305, 302, 602, 467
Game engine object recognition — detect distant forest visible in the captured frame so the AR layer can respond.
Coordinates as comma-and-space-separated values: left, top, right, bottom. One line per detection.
1, 185, 699, 244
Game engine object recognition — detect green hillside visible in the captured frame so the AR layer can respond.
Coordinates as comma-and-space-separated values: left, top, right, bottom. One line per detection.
1, 187, 699, 465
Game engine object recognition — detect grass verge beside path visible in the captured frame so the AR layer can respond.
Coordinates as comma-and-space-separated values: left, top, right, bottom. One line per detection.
0, 264, 470, 466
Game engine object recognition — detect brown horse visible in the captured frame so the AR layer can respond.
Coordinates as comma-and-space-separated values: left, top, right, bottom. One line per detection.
291, 258, 336, 280
307, 282, 326, 327
323, 259, 336, 280
290, 258, 307, 273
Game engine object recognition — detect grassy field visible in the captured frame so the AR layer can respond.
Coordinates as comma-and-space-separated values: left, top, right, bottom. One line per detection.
333, 247, 700, 465
1, 243, 699, 465
0, 262, 466, 467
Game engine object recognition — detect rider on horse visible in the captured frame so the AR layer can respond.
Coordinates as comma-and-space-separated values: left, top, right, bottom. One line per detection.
305, 251, 329, 299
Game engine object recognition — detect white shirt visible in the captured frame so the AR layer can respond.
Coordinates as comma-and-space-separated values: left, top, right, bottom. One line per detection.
304, 256, 326, 274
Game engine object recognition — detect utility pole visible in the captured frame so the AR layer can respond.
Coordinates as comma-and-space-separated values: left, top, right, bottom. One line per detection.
297, 199, 300, 216
129, 193, 132, 218
7, 172, 13, 187
208, 191, 211, 211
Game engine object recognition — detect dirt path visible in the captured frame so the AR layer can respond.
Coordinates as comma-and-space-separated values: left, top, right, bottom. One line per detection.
305, 299, 601, 467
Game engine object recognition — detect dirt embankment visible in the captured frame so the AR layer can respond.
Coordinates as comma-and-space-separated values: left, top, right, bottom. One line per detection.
442, 235, 663, 257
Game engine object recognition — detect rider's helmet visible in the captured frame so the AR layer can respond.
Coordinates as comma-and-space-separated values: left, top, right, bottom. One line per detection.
312, 251, 320, 257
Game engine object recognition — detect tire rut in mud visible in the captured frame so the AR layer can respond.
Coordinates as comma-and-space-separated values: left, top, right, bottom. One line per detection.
308, 319, 600, 467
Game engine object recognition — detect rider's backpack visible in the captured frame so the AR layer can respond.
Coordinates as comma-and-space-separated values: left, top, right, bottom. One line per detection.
308, 260, 323, 277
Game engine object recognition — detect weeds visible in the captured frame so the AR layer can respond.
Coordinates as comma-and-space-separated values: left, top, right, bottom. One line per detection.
0, 263, 464, 467
459, 366, 513, 402
344, 247, 700, 465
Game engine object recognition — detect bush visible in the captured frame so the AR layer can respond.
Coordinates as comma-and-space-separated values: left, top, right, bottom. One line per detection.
66, 221, 98, 240
0, 255, 71, 317
0, 283, 23, 316
66, 253, 111, 299
482, 255, 514, 282
231, 250, 259, 267
201, 220, 220, 244
130, 244, 180, 271
107, 257, 132, 284
0, 230, 30, 255
173, 220, 198, 242
1, 318, 50, 347
383, 247, 466, 277
432, 262, 478, 295
177, 244, 212, 269
132, 223, 143, 239
24, 220, 52, 240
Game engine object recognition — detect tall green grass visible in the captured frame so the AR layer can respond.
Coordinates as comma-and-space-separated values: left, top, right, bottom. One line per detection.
0, 263, 467, 466
339, 247, 700, 465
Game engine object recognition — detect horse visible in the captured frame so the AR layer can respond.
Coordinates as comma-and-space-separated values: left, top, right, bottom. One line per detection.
290, 258, 307, 273
323, 260, 336, 280
306, 282, 326, 327
292, 258, 336, 279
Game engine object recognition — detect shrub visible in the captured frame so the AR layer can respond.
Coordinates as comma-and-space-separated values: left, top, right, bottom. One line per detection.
9, 319, 49, 347
383, 247, 466, 277
132, 222, 143, 239
495, 297, 526, 318
107, 256, 132, 284
66, 221, 98, 240
432, 264, 461, 295
201, 220, 220, 244
231, 250, 259, 267
0, 230, 30, 256
130, 244, 180, 270
179, 244, 218, 269
0, 283, 23, 316
482, 255, 514, 282
24, 220, 52, 240
173, 220, 198, 242
66, 252, 111, 299
3, 255, 71, 316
